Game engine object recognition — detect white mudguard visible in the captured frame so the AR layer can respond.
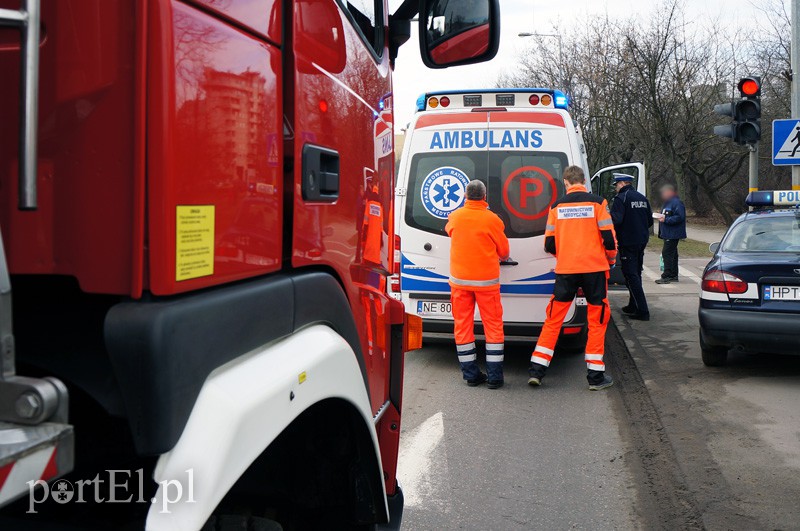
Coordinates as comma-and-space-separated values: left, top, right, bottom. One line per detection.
145, 325, 385, 531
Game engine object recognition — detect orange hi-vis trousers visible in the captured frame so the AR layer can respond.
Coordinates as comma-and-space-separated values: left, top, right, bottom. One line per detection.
451, 287, 504, 382
530, 272, 610, 372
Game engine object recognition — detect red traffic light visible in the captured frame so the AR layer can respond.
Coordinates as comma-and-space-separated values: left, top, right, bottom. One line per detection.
738, 77, 760, 97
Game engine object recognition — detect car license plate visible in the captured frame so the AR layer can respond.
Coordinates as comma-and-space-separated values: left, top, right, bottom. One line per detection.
764, 285, 800, 300
417, 300, 452, 317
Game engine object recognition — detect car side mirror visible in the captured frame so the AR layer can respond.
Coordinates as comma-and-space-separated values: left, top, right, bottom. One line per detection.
419, 0, 500, 68
709, 242, 720, 253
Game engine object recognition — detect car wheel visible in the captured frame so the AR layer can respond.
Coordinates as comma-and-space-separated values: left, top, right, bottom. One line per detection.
700, 332, 728, 367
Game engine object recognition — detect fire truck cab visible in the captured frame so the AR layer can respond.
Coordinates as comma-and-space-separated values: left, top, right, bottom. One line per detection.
0, 0, 500, 528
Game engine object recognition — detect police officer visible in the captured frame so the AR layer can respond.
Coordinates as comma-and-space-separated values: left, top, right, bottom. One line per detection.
529, 166, 617, 390
446, 180, 510, 389
610, 174, 653, 320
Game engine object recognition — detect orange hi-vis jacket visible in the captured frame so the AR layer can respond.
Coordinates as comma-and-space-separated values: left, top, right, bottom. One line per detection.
445, 200, 510, 291
544, 184, 617, 274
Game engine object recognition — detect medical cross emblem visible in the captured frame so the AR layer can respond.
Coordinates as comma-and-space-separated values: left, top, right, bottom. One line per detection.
433, 178, 462, 207
421, 166, 469, 219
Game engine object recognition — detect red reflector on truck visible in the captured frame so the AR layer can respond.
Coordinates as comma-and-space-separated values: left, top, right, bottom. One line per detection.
562, 326, 583, 335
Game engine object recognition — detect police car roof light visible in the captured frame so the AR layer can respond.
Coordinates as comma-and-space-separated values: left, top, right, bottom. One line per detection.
745, 190, 800, 208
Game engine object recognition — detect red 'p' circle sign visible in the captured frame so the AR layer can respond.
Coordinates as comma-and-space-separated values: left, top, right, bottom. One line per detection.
502, 166, 558, 220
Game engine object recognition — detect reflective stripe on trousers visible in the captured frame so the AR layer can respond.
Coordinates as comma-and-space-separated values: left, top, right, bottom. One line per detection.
531, 344, 554, 367
585, 353, 605, 371
486, 342, 504, 363
449, 276, 500, 287
455, 342, 480, 381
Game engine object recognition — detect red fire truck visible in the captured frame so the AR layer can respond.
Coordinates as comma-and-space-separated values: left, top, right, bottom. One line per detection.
0, 0, 499, 528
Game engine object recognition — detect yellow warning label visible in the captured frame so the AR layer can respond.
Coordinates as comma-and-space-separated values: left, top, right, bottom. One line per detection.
176, 205, 215, 281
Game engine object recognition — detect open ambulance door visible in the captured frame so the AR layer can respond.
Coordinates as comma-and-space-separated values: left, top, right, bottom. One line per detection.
590, 162, 647, 285
590, 162, 647, 205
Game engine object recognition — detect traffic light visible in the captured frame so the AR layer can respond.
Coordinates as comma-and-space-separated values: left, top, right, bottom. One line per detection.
712, 76, 761, 145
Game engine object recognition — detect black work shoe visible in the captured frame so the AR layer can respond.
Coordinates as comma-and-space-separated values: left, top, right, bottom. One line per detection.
628, 312, 650, 321
621, 305, 636, 315
467, 372, 487, 387
487, 380, 504, 389
655, 278, 673, 284
588, 374, 614, 391
528, 362, 547, 387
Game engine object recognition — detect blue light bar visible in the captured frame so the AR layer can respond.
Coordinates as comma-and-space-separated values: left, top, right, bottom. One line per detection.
554, 90, 568, 109
416, 93, 427, 112
745, 190, 800, 207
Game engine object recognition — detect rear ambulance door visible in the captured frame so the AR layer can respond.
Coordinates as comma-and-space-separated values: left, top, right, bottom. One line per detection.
590, 162, 647, 204
590, 162, 647, 285
398, 112, 490, 320
486, 111, 570, 324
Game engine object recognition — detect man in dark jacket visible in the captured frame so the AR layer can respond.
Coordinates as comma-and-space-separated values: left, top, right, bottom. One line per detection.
655, 184, 687, 284
610, 174, 653, 320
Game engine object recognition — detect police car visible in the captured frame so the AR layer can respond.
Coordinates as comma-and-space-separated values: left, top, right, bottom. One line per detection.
391, 89, 646, 344
699, 190, 800, 366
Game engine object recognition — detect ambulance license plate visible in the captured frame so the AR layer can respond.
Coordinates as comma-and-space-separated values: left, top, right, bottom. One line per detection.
417, 300, 452, 317
764, 285, 800, 300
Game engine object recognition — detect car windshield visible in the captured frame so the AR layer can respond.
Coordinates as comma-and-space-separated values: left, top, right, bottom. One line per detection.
722, 216, 800, 252
404, 150, 568, 238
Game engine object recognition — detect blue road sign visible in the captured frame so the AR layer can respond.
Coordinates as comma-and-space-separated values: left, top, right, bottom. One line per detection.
773, 119, 800, 165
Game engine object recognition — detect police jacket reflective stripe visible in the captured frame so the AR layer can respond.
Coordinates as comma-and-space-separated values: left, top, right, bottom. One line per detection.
611, 184, 653, 246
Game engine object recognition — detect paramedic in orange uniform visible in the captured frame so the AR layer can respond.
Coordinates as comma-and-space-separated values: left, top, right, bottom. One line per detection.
529, 166, 617, 390
445, 180, 510, 389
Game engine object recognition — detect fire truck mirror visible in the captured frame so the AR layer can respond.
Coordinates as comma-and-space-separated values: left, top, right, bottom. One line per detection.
419, 0, 500, 69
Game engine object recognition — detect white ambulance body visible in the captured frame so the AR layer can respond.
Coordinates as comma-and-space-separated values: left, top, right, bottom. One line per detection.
392, 89, 645, 343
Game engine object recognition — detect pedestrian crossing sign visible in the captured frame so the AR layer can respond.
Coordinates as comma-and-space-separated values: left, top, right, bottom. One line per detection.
772, 119, 800, 165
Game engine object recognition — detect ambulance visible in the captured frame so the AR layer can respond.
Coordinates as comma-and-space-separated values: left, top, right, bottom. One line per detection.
392, 89, 645, 344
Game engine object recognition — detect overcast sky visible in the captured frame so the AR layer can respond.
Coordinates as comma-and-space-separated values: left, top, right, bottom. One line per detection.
390, 0, 785, 128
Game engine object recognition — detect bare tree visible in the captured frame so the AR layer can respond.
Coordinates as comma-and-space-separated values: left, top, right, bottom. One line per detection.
499, 0, 791, 224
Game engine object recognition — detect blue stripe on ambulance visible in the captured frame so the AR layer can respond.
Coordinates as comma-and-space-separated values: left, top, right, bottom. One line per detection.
400, 254, 555, 295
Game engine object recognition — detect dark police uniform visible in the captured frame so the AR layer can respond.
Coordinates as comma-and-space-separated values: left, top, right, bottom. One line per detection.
610, 178, 653, 317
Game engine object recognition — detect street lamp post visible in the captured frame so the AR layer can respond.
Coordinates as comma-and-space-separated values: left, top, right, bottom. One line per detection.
518, 32, 565, 91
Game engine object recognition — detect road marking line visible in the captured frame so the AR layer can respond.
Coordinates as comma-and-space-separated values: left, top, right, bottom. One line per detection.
679, 266, 702, 285
643, 266, 674, 288
397, 411, 446, 508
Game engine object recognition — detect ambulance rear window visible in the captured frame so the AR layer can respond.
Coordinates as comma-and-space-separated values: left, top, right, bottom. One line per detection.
405, 151, 568, 238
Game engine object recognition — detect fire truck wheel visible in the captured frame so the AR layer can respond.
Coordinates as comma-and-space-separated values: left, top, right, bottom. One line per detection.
202, 515, 283, 531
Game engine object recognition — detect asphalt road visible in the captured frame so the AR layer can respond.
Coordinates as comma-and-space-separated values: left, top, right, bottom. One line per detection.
398, 341, 639, 530
398, 248, 800, 530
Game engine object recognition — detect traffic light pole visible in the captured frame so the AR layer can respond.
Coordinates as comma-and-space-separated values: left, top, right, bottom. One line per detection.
749, 143, 759, 192
793, 0, 800, 189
